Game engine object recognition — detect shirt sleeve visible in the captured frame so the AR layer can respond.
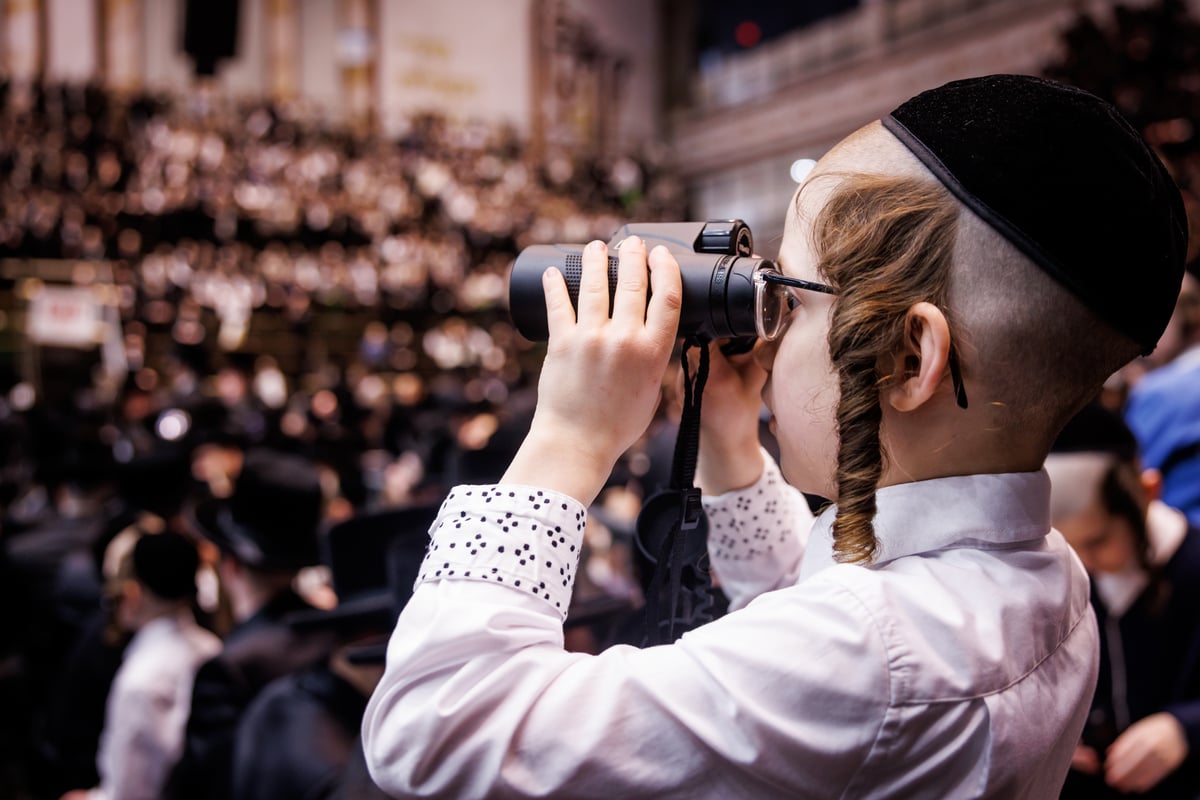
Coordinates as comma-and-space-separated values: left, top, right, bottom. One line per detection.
97, 682, 178, 800
1165, 699, 1200, 755
362, 483, 888, 800
702, 451, 814, 610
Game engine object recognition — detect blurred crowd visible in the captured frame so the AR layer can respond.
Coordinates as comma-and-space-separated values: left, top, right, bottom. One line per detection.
0, 81, 687, 800
0, 79, 692, 509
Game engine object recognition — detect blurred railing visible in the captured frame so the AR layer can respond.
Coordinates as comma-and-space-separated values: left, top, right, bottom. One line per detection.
689, 0, 1126, 112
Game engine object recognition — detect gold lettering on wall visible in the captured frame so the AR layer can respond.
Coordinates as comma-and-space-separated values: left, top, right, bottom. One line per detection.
389, 34, 478, 99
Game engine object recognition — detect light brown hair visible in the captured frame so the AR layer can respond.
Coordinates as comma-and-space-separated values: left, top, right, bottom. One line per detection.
808, 173, 960, 563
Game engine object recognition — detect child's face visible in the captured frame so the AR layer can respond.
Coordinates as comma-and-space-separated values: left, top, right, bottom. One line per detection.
1056, 502, 1140, 575
755, 182, 841, 499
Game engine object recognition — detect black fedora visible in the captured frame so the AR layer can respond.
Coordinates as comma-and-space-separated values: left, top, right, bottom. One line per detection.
287, 502, 439, 636
117, 443, 196, 519
191, 448, 325, 571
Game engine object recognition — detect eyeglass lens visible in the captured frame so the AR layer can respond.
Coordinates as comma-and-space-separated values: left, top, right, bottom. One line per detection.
758, 280, 783, 340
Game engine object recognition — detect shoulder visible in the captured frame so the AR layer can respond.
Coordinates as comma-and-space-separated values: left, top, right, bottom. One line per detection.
1166, 527, 1200, 583
1127, 359, 1200, 419
799, 540, 1091, 702
710, 568, 893, 702
215, 619, 336, 692
239, 673, 310, 731
112, 653, 178, 707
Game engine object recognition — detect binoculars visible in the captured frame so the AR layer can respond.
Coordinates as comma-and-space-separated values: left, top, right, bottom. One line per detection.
508, 220, 776, 345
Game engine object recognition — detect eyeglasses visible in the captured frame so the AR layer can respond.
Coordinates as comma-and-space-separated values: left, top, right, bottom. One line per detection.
753, 267, 836, 342
752, 266, 968, 409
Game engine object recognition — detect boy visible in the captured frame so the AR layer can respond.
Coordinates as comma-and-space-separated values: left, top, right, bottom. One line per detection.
63, 532, 220, 800
363, 75, 1186, 797
1047, 404, 1200, 798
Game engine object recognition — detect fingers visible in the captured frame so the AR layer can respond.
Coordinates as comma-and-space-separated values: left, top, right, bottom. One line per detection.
1115, 712, 1188, 792
575, 239, 612, 325
645, 245, 682, 346
611, 236, 649, 328
1070, 744, 1101, 775
1105, 748, 1149, 793
542, 267, 574, 341
552, 238, 679, 347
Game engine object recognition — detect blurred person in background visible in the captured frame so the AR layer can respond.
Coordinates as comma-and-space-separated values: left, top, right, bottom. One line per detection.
230, 503, 437, 800
1124, 262, 1200, 527
165, 449, 337, 800
59, 530, 219, 800
33, 442, 204, 798
1049, 404, 1200, 798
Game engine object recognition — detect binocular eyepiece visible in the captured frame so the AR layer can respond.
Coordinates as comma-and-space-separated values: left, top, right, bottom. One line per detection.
508, 220, 776, 345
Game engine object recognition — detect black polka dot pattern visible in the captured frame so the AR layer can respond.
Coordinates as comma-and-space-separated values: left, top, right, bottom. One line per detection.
703, 457, 804, 564
417, 485, 587, 620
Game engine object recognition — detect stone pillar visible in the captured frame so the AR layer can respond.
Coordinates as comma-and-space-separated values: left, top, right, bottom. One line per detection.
102, 0, 142, 91
265, 0, 297, 100
4, 0, 43, 85
339, 0, 374, 127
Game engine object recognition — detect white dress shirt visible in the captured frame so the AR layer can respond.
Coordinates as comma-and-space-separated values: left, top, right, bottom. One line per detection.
90, 610, 221, 800
363, 456, 1099, 799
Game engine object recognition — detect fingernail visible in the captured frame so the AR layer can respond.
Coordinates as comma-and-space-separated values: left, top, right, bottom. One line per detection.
621, 235, 642, 250
588, 240, 606, 252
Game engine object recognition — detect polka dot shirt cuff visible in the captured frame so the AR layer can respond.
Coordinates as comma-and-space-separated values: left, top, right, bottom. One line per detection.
702, 453, 799, 564
417, 485, 587, 620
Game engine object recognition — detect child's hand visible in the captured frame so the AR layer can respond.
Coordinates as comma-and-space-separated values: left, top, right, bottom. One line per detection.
1105, 712, 1188, 793
1070, 743, 1101, 774
502, 237, 682, 505
696, 341, 767, 494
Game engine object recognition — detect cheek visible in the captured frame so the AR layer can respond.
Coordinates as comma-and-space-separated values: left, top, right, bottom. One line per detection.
1094, 542, 1132, 574
1112, 524, 1143, 569
771, 337, 841, 496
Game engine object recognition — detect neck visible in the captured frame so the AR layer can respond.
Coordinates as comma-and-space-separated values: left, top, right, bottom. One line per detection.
226, 574, 291, 623
878, 402, 1044, 489
135, 599, 187, 630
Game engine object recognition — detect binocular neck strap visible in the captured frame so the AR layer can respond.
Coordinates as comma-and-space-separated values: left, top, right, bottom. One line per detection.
673, 339, 709, 492
639, 339, 718, 646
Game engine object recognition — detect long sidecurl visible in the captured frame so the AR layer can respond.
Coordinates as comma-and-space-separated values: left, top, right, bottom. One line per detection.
813, 174, 959, 562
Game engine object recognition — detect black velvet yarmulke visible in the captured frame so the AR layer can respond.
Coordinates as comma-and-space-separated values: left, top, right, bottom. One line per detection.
882, 74, 1186, 354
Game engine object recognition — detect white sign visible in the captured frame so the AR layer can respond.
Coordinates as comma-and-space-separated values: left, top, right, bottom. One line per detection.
28, 285, 102, 347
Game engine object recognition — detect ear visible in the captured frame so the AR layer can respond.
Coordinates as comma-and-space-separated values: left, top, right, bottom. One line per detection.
122, 579, 143, 614
1140, 467, 1163, 502
884, 302, 953, 413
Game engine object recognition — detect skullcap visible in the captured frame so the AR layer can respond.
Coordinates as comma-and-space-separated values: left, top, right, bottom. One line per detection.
883, 74, 1186, 353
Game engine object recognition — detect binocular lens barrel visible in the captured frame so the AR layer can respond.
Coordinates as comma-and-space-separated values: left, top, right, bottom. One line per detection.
508, 244, 774, 343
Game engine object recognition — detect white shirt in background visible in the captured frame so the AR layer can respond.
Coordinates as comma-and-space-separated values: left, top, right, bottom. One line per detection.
89, 610, 221, 800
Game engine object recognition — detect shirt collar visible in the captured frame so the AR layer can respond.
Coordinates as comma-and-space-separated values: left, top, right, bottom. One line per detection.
801, 470, 1052, 579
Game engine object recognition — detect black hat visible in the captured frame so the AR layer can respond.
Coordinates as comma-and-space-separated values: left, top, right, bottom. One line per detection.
287, 502, 439, 637
191, 448, 324, 571
117, 444, 195, 519
1051, 402, 1139, 461
882, 74, 1187, 354
132, 531, 200, 601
